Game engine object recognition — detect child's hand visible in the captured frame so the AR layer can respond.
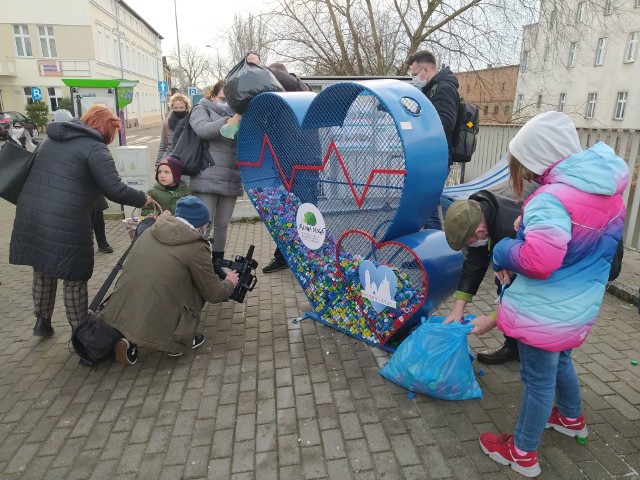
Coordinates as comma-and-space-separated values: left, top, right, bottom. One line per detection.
514, 215, 522, 231
468, 315, 497, 335
159, 210, 171, 217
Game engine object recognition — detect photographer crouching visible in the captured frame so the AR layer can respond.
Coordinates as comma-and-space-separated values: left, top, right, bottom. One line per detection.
98, 196, 240, 364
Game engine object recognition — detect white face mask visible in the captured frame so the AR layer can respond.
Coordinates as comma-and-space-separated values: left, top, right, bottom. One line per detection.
410, 75, 427, 90
218, 101, 229, 110
468, 238, 488, 248
13, 127, 25, 137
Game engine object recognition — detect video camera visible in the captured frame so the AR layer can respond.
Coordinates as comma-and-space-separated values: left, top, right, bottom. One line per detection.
214, 245, 259, 303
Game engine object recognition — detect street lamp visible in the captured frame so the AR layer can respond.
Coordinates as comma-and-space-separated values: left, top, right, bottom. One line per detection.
174, 0, 185, 92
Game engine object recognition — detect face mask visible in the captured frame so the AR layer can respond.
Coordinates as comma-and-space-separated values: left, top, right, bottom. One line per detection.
218, 101, 229, 110
173, 110, 187, 119
411, 75, 427, 90
13, 127, 24, 137
468, 238, 488, 248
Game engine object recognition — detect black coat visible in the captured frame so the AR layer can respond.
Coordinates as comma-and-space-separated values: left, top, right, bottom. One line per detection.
423, 67, 459, 165
456, 184, 531, 297
268, 68, 310, 92
10, 119, 146, 281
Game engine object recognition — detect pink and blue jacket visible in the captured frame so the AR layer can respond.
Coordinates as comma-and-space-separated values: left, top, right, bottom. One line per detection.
493, 142, 628, 352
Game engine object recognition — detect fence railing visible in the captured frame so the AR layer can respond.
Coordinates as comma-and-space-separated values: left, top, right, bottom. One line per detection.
457, 125, 640, 251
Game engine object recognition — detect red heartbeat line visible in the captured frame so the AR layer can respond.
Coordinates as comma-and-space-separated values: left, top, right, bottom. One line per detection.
237, 134, 406, 208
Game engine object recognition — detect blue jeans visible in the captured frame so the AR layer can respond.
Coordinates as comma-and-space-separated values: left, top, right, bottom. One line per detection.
514, 342, 582, 452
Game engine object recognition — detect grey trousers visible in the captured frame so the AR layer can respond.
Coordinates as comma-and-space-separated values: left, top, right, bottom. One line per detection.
194, 192, 237, 253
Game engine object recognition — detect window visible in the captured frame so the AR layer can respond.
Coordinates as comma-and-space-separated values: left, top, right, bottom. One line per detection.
521, 50, 530, 72
576, 1, 585, 22
624, 32, 639, 62
483, 105, 489, 115
23, 87, 34, 105
516, 94, 524, 112
586, 93, 597, 118
466, 84, 470, 94
13, 25, 32, 57
493, 105, 499, 115
604, 0, 613, 15
637, 0, 640, 7
558, 93, 566, 112
48, 87, 63, 112
504, 105, 511, 114
501, 82, 506, 91
595, 38, 607, 65
38, 25, 57, 57
614, 92, 627, 119
568, 42, 577, 67
537, 95, 543, 109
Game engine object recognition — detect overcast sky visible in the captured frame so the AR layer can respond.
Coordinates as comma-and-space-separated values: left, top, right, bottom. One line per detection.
125, 0, 268, 57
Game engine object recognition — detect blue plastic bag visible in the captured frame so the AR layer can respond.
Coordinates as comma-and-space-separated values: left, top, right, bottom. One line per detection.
379, 315, 483, 401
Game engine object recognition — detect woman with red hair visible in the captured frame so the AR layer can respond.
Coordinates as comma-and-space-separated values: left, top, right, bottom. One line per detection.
10, 104, 152, 340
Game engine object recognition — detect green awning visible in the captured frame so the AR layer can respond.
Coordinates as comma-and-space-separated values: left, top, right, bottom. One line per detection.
61, 79, 138, 88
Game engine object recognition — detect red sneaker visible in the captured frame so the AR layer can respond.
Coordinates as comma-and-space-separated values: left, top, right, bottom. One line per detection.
545, 406, 588, 438
479, 433, 541, 478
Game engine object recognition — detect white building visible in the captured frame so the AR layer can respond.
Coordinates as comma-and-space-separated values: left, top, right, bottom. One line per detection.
513, 0, 640, 128
0, 0, 164, 125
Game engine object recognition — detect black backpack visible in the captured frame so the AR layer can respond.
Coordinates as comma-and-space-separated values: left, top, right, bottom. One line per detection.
428, 83, 479, 163
172, 109, 214, 176
451, 100, 480, 163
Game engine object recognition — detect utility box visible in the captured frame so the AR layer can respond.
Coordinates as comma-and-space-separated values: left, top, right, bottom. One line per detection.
111, 145, 153, 218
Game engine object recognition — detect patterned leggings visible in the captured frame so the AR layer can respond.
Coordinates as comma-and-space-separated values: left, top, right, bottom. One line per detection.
32, 270, 88, 330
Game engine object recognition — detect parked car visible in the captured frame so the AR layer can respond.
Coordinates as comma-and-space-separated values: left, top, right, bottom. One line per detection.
0, 111, 39, 141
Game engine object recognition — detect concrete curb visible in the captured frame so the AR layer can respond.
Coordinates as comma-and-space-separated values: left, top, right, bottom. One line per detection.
607, 280, 639, 307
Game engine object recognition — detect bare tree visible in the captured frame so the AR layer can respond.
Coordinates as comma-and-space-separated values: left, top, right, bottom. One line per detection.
227, 13, 272, 65
254, 0, 538, 76
168, 44, 212, 91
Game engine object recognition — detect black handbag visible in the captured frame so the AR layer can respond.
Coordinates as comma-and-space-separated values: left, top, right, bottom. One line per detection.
172, 109, 214, 176
0, 140, 38, 205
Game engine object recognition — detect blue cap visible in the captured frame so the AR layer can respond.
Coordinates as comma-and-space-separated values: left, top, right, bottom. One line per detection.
175, 196, 209, 228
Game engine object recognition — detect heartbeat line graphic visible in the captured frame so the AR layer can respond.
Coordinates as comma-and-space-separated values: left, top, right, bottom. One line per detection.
237, 134, 406, 208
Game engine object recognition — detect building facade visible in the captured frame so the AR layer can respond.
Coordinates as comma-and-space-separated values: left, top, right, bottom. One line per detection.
514, 0, 640, 128
456, 65, 519, 124
0, 0, 164, 125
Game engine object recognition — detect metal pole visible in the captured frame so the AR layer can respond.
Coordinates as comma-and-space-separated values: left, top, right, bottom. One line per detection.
114, 1, 125, 79
174, 0, 185, 92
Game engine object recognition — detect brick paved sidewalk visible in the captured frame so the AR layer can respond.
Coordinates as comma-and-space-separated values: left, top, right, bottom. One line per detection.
0, 201, 639, 479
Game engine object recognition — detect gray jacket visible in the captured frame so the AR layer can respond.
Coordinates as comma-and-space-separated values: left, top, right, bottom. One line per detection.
188, 98, 243, 197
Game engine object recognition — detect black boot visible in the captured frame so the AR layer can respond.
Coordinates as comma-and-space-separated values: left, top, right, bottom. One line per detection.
212, 251, 227, 280
33, 314, 54, 338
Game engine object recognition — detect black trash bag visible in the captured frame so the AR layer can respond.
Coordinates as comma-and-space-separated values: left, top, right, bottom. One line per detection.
224, 60, 284, 114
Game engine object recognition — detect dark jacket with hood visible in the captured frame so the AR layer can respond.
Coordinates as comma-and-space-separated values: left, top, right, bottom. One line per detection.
99, 216, 234, 354
156, 111, 187, 164
10, 119, 146, 281
422, 66, 459, 165
268, 68, 310, 92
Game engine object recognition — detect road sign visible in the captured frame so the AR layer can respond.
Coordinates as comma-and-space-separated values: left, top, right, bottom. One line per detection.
160, 92, 167, 103
188, 86, 198, 97
31, 87, 42, 101
157, 81, 168, 93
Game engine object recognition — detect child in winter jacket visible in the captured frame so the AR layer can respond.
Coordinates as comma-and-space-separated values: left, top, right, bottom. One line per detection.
468, 112, 629, 478
142, 155, 192, 216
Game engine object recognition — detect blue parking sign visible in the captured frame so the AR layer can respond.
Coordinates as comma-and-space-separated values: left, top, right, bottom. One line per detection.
31, 87, 42, 101
188, 87, 198, 97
